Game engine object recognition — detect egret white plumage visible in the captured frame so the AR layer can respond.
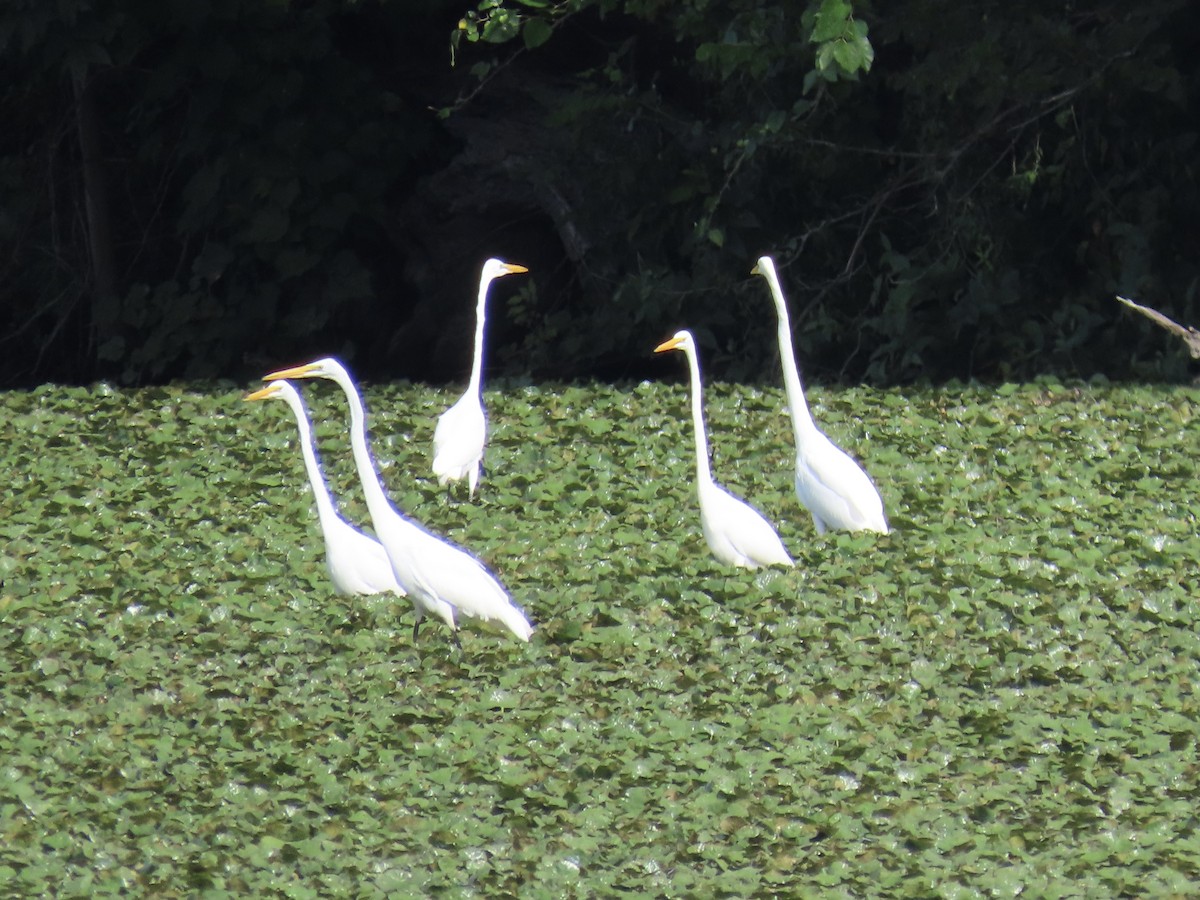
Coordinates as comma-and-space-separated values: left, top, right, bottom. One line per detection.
432, 258, 529, 497
263, 358, 534, 643
751, 255, 888, 534
654, 330, 794, 569
245, 380, 404, 598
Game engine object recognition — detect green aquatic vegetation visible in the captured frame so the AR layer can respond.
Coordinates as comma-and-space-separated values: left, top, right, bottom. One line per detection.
0, 377, 1199, 895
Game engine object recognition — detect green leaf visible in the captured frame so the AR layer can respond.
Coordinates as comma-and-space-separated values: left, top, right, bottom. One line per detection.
810, 0, 853, 43
522, 17, 552, 50
3, 379, 1200, 896
832, 38, 866, 73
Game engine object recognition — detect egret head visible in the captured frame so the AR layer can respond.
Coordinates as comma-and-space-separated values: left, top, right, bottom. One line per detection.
751, 255, 778, 279
263, 357, 349, 384
244, 382, 294, 403
654, 330, 695, 355
481, 258, 529, 283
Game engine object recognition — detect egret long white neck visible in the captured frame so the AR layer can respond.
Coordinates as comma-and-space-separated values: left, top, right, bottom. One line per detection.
282, 389, 339, 527
765, 270, 818, 444
682, 345, 715, 488
467, 275, 493, 396
331, 370, 394, 522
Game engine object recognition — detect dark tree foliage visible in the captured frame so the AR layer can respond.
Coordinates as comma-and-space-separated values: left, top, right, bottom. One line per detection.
457, 0, 1198, 383
0, 0, 1196, 386
0, 0, 450, 386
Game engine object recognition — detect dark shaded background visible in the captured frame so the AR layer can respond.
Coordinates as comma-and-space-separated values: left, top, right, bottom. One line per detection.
1, 0, 1196, 388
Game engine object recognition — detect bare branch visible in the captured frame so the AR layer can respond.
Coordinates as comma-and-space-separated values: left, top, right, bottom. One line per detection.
1116, 295, 1200, 359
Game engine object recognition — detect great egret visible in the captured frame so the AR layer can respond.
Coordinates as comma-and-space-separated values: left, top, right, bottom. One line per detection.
245, 381, 404, 598
655, 330, 794, 569
263, 358, 534, 643
751, 255, 889, 534
432, 258, 529, 497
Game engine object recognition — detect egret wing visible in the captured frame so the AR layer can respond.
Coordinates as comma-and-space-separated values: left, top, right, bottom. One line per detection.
401, 526, 533, 641
796, 433, 887, 532
432, 394, 486, 481
326, 521, 404, 596
701, 484, 793, 568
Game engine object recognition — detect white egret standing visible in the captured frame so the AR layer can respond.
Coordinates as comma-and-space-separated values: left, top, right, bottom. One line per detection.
655, 330, 794, 569
432, 258, 529, 497
751, 255, 889, 534
263, 358, 534, 644
244, 381, 403, 598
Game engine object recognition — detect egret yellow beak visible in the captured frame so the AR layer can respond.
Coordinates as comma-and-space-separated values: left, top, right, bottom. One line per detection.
654, 336, 685, 354
502, 263, 529, 275
244, 385, 283, 402
750, 262, 763, 275
264, 363, 319, 382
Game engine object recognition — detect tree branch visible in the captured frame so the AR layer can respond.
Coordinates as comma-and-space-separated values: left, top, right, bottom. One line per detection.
1116, 296, 1200, 359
